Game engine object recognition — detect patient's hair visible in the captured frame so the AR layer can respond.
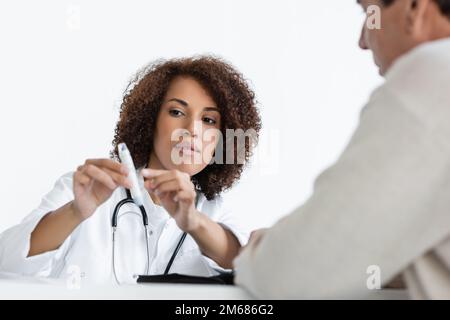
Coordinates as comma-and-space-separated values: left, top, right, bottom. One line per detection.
381, 0, 450, 19
110, 56, 261, 200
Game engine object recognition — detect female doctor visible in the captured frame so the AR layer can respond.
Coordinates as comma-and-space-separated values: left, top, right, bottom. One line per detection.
0, 56, 261, 284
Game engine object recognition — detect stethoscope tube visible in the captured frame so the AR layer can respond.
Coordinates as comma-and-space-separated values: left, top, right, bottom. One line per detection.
111, 188, 195, 284
112, 189, 148, 228
163, 232, 187, 275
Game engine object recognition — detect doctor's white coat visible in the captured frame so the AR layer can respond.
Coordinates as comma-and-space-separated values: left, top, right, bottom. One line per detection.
0, 170, 248, 284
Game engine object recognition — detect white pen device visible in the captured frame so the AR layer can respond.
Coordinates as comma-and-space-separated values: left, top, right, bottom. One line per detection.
118, 142, 144, 206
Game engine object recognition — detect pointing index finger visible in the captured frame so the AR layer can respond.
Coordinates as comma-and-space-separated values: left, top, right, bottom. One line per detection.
141, 168, 168, 177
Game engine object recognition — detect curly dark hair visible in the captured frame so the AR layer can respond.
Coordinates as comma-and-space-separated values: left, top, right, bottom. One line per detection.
110, 56, 262, 200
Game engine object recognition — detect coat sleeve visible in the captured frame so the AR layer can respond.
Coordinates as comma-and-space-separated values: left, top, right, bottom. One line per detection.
200, 196, 250, 273
0, 172, 76, 277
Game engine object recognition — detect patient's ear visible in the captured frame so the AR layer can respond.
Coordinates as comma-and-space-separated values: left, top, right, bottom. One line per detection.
405, 0, 430, 37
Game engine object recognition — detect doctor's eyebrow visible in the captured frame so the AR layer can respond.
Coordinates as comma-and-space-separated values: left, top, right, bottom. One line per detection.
167, 98, 189, 107
165, 98, 219, 112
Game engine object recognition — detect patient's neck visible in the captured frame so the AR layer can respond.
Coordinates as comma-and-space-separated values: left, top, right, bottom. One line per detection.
428, 15, 450, 40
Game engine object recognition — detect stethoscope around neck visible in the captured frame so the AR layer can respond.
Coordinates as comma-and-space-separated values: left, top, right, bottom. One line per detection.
111, 187, 198, 284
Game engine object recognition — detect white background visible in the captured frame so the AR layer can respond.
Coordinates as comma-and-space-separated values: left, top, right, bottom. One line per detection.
0, 0, 381, 233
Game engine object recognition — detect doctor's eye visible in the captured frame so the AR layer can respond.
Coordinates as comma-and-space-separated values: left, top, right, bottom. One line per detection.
202, 117, 217, 125
169, 109, 185, 117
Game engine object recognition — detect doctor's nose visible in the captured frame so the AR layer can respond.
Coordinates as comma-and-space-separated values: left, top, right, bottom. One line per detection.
184, 119, 200, 138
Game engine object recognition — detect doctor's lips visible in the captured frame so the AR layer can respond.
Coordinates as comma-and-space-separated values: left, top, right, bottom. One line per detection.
173, 141, 201, 155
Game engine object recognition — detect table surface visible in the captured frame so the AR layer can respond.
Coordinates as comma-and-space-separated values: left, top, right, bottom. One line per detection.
0, 273, 409, 300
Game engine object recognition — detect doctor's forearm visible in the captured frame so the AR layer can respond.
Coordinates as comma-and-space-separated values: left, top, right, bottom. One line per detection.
28, 200, 83, 257
188, 212, 241, 269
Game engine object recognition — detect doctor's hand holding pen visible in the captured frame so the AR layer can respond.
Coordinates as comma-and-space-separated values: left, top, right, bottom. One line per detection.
72, 159, 132, 221
28, 158, 131, 257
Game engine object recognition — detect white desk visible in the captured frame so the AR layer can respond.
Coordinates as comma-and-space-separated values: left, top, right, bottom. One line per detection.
0, 272, 252, 300
0, 273, 408, 300
0, 281, 253, 300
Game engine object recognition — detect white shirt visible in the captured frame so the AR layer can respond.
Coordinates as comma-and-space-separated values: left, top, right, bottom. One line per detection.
0, 169, 248, 285
234, 38, 450, 299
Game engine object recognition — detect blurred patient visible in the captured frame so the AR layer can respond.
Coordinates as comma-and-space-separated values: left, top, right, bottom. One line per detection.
234, 0, 450, 299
